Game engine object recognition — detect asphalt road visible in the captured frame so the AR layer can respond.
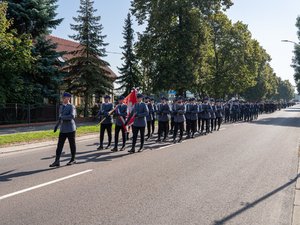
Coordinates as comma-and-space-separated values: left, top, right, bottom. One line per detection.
0, 106, 300, 225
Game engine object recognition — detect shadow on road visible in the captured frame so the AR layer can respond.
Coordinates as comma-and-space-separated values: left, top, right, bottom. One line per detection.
252, 117, 300, 128
0, 168, 54, 182
213, 174, 299, 225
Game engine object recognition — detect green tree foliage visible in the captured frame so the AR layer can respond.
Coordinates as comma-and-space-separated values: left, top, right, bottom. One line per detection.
4, 0, 63, 104
117, 13, 141, 96
292, 16, 300, 93
0, 2, 33, 104
275, 78, 294, 101
6, 0, 62, 39
66, 0, 113, 117
132, 0, 233, 96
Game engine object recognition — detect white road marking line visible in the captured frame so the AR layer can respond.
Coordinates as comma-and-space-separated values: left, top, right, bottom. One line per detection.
159, 144, 175, 150
0, 169, 93, 201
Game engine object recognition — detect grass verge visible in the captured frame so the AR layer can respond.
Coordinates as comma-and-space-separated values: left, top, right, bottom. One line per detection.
0, 125, 103, 147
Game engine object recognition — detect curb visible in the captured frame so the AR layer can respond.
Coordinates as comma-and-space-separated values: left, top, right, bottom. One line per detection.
0, 134, 98, 155
292, 145, 300, 225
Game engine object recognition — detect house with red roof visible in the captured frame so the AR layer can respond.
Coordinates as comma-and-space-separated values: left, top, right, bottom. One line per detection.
47, 35, 117, 107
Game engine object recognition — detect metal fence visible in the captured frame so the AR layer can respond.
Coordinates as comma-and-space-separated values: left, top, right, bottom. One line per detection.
0, 104, 59, 125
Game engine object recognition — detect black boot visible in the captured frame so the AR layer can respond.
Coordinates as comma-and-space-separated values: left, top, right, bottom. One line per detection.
97, 145, 103, 150
120, 145, 126, 151
66, 159, 76, 166
128, 148, 135, 154
49, 161, 60, 168
111, 147, 118, 152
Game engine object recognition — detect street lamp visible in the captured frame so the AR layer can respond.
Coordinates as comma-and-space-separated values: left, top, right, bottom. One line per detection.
281, 40, 300, 46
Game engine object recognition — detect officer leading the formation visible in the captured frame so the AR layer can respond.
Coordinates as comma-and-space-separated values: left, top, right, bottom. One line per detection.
50, 92, 77, 167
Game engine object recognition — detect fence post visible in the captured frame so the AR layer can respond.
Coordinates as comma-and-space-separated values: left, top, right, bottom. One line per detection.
28, 104, 31, 124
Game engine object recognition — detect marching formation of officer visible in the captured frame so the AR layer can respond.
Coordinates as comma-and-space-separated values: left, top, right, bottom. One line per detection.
49, 92, 295, 167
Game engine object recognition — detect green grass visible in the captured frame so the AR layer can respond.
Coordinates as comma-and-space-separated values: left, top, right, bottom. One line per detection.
0, 125, 105, 147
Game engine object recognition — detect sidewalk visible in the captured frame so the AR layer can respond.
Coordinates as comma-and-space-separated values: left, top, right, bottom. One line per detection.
293, 147, 300, 225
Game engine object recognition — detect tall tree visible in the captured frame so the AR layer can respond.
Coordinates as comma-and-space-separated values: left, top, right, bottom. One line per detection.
292, 16, 300, 93
0, 2, 33, 104
5, 0, 63, 104
6, 0, 62, 39
117, 13, 141, 96
132, 0, 233, 96
66, 0, 113, 117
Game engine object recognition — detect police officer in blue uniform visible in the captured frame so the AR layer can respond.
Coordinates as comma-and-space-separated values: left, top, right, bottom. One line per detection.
215, 99, 224, 131
145, 96, 154, 140
50, 92, 77, 167
150, 97, 157, 135
97, 95, 113, 150
201, 97, 212, 135
112, 96, 128, 152
172, 96, 186, 143
127, 93, 149, 154
186, 98, 198, 139
210, 99, 216, 132
156, 96, 171, 142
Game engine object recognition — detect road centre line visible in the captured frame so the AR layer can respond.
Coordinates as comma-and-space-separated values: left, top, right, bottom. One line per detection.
0, 169, 93, 201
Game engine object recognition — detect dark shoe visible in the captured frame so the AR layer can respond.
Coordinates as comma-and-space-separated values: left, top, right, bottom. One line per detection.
97, 146, 103, 150
186, 135, 191, 140
111, 147, 118, 152
120, 145, 126, 151
128, 149, 135, 154
178, 138, 182, 143
66, 160, 76, 166
173, 139, 177, 144
105, 144, 111, 149
49, 161, 60, 168
156, 139, 161, 143
163, 138, 167, 142
138, 147, 144, 152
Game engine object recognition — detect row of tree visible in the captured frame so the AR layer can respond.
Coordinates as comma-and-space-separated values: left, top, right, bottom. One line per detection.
117, 0, 294, 101
0, 0, 295, 109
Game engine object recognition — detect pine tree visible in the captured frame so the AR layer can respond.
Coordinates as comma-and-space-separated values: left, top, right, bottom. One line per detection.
66, 0, 113, 117
117, 13, 141, 96
6, 0, 62, 39
30, 35, 65, 103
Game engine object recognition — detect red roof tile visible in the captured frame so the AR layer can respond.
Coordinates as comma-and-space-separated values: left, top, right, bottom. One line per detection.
47, 35, 117, 79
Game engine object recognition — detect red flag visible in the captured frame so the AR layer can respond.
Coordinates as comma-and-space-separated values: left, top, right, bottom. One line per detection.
124, 89, 138, 113
124, 89, 138, 127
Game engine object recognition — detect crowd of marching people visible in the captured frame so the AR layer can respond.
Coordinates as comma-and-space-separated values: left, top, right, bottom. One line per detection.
49, 91, 294, 167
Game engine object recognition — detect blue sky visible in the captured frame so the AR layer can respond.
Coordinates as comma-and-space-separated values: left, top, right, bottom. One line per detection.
52, 0, 300, 86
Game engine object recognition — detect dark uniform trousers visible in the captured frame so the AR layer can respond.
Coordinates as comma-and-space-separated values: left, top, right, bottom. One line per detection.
100, 123, 112, 147
158, 121, 169, 140
146, 121, 152, 138
186, 120, 197, 137
55, 131, 76, 161
201, 119, 210, 134
173, 122, 184, 139
114, 125, 126, 148
197, 118, 201, 132
132, 126, 145, 149
151, 119, 155, 134
215, 117, 222, 130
